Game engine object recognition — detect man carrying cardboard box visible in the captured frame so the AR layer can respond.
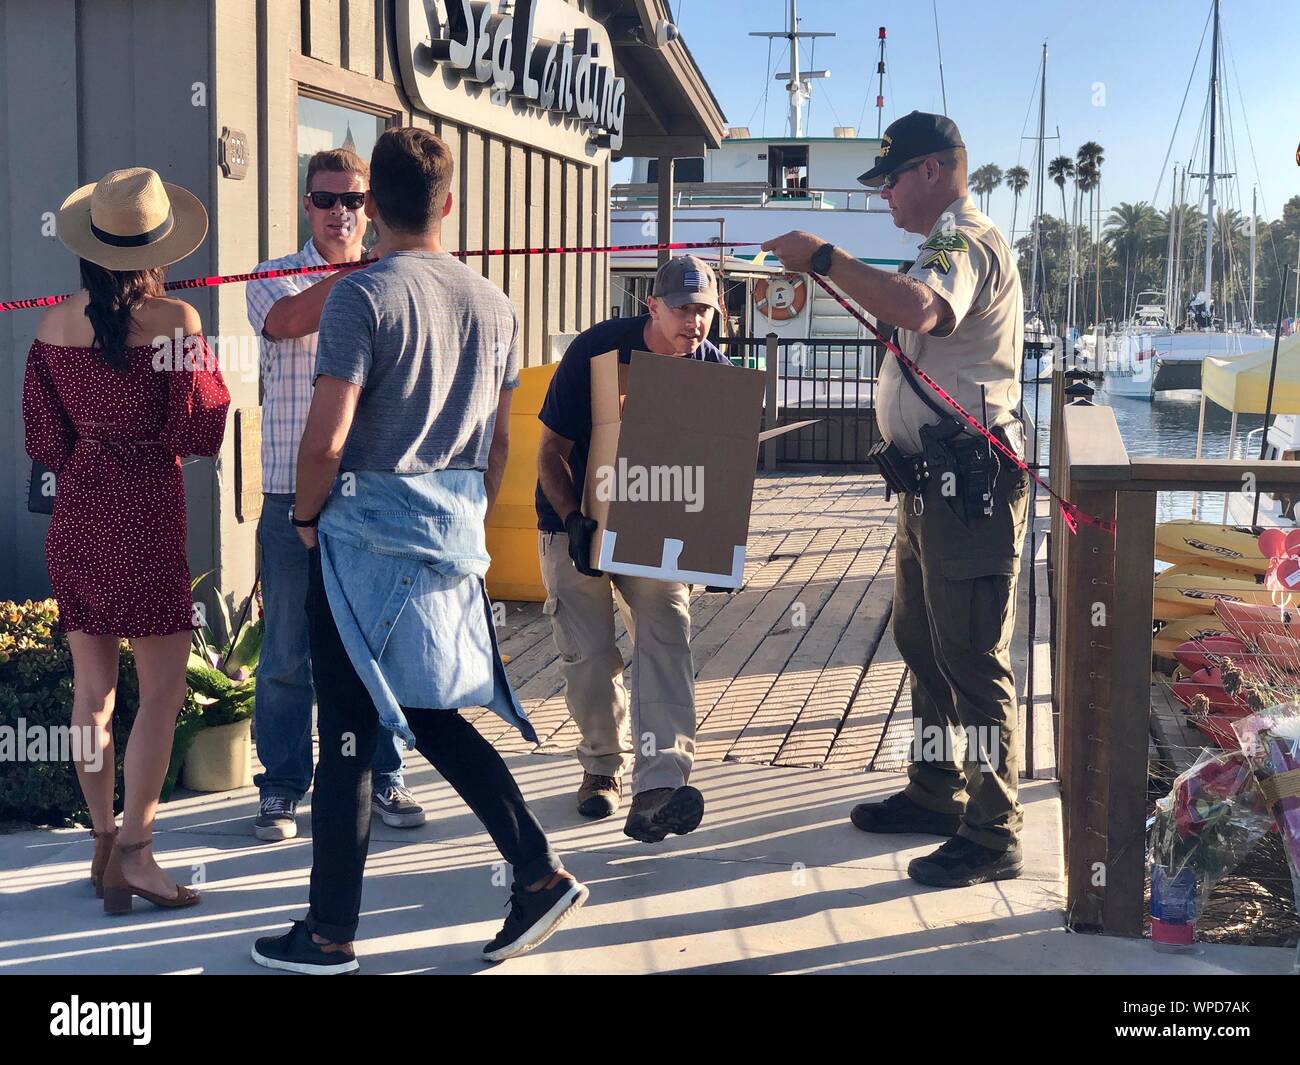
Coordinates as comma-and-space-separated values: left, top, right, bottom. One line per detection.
535, 256, 727, 842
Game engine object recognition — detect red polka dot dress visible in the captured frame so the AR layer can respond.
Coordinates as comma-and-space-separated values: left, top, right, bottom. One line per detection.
22, 337, 230, 638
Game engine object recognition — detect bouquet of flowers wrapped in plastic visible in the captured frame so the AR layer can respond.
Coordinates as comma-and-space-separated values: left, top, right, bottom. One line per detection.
1148, 748, 1275, 949
1233, 704, 1300, 972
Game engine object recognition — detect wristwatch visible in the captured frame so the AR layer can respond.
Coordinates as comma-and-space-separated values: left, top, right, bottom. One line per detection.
289, 505, 320, 528
810, 242, 837, 276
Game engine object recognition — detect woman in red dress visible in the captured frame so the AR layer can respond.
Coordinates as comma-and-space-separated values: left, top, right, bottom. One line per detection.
23, 168, 229, 914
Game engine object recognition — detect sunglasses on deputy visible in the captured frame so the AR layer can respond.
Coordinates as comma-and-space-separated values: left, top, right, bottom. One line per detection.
882, 157, 931, 190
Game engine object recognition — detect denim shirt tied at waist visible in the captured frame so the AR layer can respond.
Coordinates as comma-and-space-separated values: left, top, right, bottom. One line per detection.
317, 468, 535, 747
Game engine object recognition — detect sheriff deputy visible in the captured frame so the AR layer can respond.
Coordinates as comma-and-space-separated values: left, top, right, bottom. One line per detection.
763, 111, 1030, 890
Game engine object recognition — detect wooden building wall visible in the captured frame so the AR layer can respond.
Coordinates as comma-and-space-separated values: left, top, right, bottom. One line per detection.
0, 0, 613, 607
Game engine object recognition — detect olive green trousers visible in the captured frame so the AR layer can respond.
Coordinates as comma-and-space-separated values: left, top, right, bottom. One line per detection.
894, 462, 1030, 851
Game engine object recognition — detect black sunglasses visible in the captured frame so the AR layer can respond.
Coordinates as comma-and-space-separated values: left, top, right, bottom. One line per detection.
308, 191, 366, 210
882, 157, 931, 190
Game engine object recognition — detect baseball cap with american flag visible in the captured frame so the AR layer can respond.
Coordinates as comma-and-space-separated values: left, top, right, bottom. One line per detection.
651, 254, 721, 313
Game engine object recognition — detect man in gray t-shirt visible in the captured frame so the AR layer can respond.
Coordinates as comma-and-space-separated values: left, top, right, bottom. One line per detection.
314, 251, 520, 474
252, 128, 585, 975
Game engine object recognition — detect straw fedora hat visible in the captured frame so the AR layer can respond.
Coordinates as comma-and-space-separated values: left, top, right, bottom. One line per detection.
57, 167, 207, 271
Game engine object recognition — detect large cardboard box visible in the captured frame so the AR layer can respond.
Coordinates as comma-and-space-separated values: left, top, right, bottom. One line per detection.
581, 350, 802, 588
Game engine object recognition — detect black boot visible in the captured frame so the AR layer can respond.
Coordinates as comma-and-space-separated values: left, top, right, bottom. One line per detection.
849, 792, 962, 836
907, 836, 1023, 888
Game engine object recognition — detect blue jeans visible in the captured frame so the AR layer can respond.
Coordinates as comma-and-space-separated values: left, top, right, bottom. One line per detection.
253, 493, 404, 801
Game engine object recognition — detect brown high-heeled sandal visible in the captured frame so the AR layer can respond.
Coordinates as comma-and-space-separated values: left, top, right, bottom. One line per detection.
102, 838, 201, 915
90, 827, 119, 898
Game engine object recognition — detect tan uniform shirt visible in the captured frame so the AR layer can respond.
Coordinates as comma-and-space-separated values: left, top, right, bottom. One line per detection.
876, 196, 1023, 456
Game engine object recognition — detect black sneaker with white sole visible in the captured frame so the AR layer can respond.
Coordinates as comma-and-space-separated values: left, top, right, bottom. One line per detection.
251, 920, 359, 975
623, 785, 705, 843
481, 874, 589, 963
371, 784, 426, 828
254, 795, 299, 842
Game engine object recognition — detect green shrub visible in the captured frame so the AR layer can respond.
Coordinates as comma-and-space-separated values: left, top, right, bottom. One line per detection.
0, 599, 201, 827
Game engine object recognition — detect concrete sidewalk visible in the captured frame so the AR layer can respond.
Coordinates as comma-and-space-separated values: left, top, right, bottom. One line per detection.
0, 755, 1291, 975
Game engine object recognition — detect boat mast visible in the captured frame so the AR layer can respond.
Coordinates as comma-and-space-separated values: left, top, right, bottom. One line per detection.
1164, 165, 1178, 325
1248, 185, 1257, 331
1203, 0, 1220, 327
750, 1, 833, 139
1028, 42, 1047, 318
1173, 165, 1187, 325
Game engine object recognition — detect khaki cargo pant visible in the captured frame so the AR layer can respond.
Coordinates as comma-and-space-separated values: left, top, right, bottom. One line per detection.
538, 531, 696, 793
894, 462, 1030, 851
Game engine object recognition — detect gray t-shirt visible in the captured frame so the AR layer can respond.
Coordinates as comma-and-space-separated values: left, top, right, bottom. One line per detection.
314, 251, 520, 473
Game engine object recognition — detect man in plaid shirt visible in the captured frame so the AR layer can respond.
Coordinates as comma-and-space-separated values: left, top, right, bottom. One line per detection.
246, 148, 424, 841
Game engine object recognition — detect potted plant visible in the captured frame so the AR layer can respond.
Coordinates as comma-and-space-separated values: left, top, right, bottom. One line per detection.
172, 574, 262, 793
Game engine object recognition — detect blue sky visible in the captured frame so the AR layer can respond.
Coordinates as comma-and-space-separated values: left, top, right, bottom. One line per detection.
618, 0, 1299, 251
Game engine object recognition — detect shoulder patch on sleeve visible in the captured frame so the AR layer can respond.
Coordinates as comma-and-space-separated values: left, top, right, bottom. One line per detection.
919, 230, 971, 275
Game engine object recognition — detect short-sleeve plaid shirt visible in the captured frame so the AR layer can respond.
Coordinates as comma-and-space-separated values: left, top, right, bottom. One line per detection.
246, 239, 329, 494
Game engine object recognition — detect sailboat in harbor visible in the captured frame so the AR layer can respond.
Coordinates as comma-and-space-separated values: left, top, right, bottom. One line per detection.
1100, 0, 1272, 400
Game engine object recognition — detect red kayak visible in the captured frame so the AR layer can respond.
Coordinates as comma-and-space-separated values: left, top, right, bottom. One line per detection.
1173, 633, 1250, 672
1188, 713, 1244, 750
1170, 664, 1268, 716
1255, 631, 1300, 673
1214, 599, 1300, 646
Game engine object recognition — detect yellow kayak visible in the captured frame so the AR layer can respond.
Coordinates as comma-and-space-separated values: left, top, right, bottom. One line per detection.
1153, 614, 1231, 658
1154, 522, 1267, 573
1153, 570, 1274, 610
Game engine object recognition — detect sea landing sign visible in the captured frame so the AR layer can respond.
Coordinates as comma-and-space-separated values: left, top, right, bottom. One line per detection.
398, 0, 627, 153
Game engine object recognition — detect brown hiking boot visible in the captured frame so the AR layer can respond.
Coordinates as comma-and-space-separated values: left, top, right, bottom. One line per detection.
623, 786, 705, 843
576, 773, 622, 819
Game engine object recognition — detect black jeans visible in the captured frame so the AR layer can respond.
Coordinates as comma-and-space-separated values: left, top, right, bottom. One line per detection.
303, 547, 561, 943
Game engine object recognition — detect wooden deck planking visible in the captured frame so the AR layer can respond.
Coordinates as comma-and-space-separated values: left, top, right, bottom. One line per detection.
523, 505, 837, 755
725, 524, 895, 764
772, 540, 896, 767
823, 589, 909, 772
694, 527, 866, 762
479, 471, 1051, 782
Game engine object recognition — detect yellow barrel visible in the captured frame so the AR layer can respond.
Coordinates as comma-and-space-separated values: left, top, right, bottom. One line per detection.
486, 362, 559, 601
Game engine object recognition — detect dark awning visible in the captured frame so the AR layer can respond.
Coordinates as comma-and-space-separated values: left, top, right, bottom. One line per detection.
599, 0, 726, 159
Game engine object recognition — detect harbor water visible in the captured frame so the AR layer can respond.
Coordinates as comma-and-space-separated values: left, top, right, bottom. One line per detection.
1021, 380, 1267, 525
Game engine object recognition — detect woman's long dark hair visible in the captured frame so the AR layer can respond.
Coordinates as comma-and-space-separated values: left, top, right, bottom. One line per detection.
78, 259, 166, 372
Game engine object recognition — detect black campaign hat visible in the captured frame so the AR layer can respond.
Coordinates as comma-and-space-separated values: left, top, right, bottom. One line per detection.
857, 111, 965, 187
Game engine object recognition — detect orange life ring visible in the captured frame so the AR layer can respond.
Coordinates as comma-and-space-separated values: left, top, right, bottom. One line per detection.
754, 274, 808, 321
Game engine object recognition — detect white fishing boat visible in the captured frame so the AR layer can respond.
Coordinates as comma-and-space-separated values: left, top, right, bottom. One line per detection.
610, 0, 910, 391
1098, 292, 1166, 400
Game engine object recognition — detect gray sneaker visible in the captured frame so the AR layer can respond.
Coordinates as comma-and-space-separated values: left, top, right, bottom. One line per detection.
254, 795, 299, 842
371, 784, 426, 828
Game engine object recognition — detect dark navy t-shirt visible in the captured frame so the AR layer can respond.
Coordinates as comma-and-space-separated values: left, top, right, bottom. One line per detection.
534, 313, 728, 532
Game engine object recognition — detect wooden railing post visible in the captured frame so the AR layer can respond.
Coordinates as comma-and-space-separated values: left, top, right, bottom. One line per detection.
1060, 481, 1116, 932
1103, 489, 1157, 935
1055, 405, 1130, 932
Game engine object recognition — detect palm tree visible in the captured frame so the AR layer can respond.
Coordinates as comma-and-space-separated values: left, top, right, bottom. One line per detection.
1004, 165, 1030, 245
970, 164, 995, 212
1048, 155, 1076, 326
982, 163, 1003, 214
1048, 155, 1074, 223
1104, 202, 1158, 318
970, 164, 1004, 213
1076, 161, 1099, 325
1077, 142, 1105, 324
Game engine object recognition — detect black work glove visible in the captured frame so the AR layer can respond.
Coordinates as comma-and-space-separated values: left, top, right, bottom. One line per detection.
564, 510, 604, 577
